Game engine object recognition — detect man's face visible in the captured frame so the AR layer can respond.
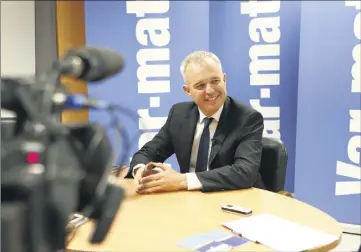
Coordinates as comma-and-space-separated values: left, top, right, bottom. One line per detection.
183, 59, 227, 116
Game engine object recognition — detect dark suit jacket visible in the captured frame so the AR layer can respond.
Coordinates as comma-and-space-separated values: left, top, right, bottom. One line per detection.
129, 96, 265, 192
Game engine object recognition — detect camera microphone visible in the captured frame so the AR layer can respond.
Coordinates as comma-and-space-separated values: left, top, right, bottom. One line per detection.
56, 47, 125, 82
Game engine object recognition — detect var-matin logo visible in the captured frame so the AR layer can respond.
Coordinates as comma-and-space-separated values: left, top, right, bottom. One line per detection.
240, 0, 281, 140
335, 1, 361, 196
126, 1, 170, 150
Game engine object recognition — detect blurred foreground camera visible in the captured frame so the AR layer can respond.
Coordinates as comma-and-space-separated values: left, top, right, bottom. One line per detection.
1, 46, 128, 252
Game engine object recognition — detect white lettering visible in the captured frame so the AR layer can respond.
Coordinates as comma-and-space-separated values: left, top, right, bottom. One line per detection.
250, 99, 280, 139
126, 1, 169, 17
249, 44, 280, 86
249, 16, 281, 43
336, 110, 361, 195
263, 120, 281, 139
349, 110, 361, 133
241, 0, 281, 140
127, 1, 170, 150
240, 0, 280, 18
351, 43, 360, 93
136, 48, 170, 93
337, 161, 361, 179
138, 132, 157, 150
345, 0, 361, 10
348, 135, 361, 164
136, 18, 170, 46
138, 109, 167, 130
336, 3, 361, 196
354, 12, 361, 39
335, 181, 361, 195
250, 99, 280, 118
351, 12, 360, 93
348, 110, 361, 165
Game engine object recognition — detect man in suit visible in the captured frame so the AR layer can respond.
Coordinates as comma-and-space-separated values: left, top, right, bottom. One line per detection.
129, 51, 265, 193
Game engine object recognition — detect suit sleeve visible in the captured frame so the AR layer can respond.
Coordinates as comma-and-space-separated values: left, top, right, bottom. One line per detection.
196, 111, 264, 192
126, 105, 175, 178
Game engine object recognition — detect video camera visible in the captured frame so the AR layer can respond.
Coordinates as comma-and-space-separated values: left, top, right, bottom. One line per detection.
1, 47, 130, 252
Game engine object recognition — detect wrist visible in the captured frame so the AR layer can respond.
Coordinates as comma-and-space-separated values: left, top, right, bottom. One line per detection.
179, 174, 188, 190
132, 164, 145, 177
134, 168, 139, 176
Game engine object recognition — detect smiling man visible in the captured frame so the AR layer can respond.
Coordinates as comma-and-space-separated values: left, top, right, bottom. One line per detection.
129, 51, 266, 194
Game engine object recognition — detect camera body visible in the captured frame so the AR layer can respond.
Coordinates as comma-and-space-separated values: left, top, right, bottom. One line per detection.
1, 116, 125, 252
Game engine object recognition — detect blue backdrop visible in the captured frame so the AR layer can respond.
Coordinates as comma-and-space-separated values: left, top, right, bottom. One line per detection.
85, 1, 210, 169
84, 1, 360, 230
209, 1, 301, 192
84, 0, 300, 192
295, 1, 360, 228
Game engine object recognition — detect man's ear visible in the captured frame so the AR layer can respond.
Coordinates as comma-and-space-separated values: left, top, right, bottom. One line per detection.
183, 84, 192, 98
223, 73, 227, 84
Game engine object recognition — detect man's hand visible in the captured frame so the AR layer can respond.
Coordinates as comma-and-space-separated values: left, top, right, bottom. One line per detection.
137, 162, 188, 194
134, 163, 161, 186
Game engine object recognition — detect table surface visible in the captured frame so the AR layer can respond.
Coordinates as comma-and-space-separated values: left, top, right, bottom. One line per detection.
67, 179, 342, 252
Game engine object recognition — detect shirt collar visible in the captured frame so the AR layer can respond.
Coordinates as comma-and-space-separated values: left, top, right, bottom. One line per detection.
198, 105, 224, 124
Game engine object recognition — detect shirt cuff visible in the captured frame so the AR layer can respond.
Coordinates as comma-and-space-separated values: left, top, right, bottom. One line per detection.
132, 163, 145, 177
185, 173, 203, 190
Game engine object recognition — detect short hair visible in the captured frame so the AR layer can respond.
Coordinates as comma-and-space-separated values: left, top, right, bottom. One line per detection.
180, 51, 222, 81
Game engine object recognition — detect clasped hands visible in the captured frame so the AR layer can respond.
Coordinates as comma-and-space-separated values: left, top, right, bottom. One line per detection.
134, 162, 187, 194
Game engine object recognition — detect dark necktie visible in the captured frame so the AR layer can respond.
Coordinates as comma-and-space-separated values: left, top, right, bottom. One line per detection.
195, 117, 213, 173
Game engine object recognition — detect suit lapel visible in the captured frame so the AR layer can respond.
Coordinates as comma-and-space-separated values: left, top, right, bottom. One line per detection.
179, 105, 199, 173
208, 98, 231, 166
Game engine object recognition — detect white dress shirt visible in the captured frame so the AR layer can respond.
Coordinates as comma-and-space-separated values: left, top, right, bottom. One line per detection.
186, 105, 223, 190
132, 105, 224, 191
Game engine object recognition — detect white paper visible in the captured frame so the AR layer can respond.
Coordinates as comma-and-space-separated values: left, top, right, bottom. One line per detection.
222, 213, 338, 251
